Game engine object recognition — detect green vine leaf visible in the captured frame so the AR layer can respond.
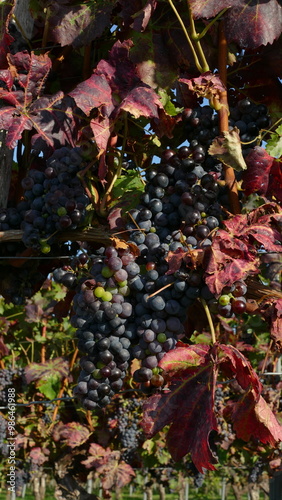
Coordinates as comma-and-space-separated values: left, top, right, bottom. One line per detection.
158, 89, 183, 116
265, 123, 282, 158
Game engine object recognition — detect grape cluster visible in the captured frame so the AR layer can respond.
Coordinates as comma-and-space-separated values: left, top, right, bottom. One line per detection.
21, 147, 89, 252
115, 398, 142, 463
187, 462, 206, 488
214, 386, 235, 448
249, 461, 264, 483
0, 367, 24, 405
15, 468, 30, 497
215, 280, 248, 318
71, 246, 138, 410
124, 146, 220, 383
0, 414, 8, 456
184, 99, 270, 150
0, 264, 46, 305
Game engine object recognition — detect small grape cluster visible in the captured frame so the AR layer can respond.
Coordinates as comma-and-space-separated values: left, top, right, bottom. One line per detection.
0, 367, 25, 405
0, 265, 46, 305
184, 99, 270, 150
115, 398, 142, 463
0, 414, 8, 456
71, 245, 139, 410
249, 460, 264, 483
214, 386, 235, 448
15, 468, 30, 497
215, 280, 248, 318
21, 147, 90, 252
187, 462, 206, 488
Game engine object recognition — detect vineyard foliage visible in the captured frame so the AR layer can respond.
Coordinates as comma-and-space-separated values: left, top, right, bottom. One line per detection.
0, 0, 282, 497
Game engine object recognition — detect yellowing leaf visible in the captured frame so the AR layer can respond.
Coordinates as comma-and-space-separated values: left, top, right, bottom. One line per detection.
209, 127, 247, 171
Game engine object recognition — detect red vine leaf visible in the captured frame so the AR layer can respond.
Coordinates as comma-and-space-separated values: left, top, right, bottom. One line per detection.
48, 1, 114, 48
0, 0, 15, 67
267, 160, 282, 203
82, 443, 111, 469
189, 0, 282, 49
242, 146, 274, 196
219, 344, 263, 396
263, 299, 282, 351
142, 343, 282, 471
224, 391, 282, 445
53, 422, 91, 449
165, 247, 204, 274
99, 456, 135, 491
25, 357, 69, 383
24, 303, 44, 323
179, 72, 225, 103
30, 447, 49, 466
223, 204, 282, 253
204, 230, 259, 296
141, 344, 218, 472
68, 73, 114, 117
159, 344, 210, 378
0, 54, 82, 152
69, 40, 174, 179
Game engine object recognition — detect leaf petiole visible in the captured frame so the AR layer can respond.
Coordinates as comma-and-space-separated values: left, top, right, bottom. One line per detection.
200, 298, 216, 344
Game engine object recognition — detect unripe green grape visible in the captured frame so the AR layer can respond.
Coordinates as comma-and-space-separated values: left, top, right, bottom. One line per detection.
218, 294, 230, 306
102, 266, 114, 278
96, 361, 105, 369
157, 333, 167, 343
101, 291, 113, 302
57, 207, 67, 216
94, 286, 104, 298
41, 243, 51, 254
117, 280, 127, 287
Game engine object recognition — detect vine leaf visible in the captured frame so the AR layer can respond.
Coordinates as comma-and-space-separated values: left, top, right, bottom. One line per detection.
141, 344, 218, 472
98, 455, 135, 491
30, 447, 49, 467
0, 52, 82, 152
224, 392, 282, 445
0, 0, 15, 67
52, 422, 91, 449
69, 40, 176, 179
205, 204, 282, 295
208, 127, 247, 171
267, 160, 282, 203
118, 0, 157, 32
165, 247, 204, 274
25, 357, 69, 384
179, 72, 226, 106
263, 299, 282, 351
48, 1, 115, 48
204, 229, 259, 296
242, 146, 274, 196
142, 343, 282, 471
266, 123, 282, 158
189, 0, 282, 49
82, 445, 135, 490
82, 443, 110, 469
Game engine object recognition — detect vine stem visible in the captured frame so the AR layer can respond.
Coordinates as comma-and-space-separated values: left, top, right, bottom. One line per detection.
187, 3, 209, 72
100, 115, 128, 217
42, 7, 51, 49
167, 0, 203, 73
50, 348, 79, 427
200, 299, 216, 344
260, 339, 273, 375
41, 324, 47, 364
217, 21, 241, 215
